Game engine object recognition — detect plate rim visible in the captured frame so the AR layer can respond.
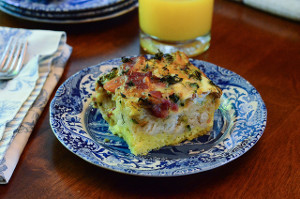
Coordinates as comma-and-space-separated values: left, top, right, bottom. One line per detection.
2, 0, 127, 13
0, 2, 137, 24
0, 0, 136, 18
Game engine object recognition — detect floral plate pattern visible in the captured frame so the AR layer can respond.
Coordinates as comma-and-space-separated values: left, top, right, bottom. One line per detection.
49, 57, 267, 177
0, 2, 137, 24
2, 0, 125, 12
0, 0, 136, 19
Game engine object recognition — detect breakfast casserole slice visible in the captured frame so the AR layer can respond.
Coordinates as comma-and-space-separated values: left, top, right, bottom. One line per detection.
92, 51, 222, 155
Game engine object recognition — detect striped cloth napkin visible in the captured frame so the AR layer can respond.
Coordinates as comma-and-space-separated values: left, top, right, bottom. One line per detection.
0, 27, 72, 184
230, 0, 300, 21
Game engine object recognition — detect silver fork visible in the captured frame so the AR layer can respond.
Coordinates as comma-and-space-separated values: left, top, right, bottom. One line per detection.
0, 37, 28, 80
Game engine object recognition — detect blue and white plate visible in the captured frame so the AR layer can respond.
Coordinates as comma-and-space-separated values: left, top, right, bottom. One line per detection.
0, 0, 136, 19
0, 0, 136, 20
2, 0, 125, 13
0, 2, 137, 24
50, 57, 267, 177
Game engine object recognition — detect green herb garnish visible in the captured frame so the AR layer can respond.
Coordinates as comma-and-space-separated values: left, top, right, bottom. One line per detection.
98, 68, 118, 85
154, 50, 164, 60
97, 79, 103, 87
138, 97, 152, 106
131, 118, 139, 124
160, 75, 183, 85
121, 57, 131, 63
126, 80, 135, 87
164, 53, 174, 62
121, 93, 126, 98
169, 93, 180, 103
122, 68, 129, 75
121, 114, 125, 124
189, 82, 199, 89
162, 66, 169, 71
186, 125, 191, 131
188, 70, 202, 81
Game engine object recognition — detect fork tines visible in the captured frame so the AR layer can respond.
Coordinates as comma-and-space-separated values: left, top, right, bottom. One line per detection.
0, 37, 28, 79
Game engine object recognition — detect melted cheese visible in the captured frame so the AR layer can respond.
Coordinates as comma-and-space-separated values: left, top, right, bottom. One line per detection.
96, 51, 222, 118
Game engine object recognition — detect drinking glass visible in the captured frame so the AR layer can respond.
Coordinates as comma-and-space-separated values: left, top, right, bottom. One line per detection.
139, 0, 214, 57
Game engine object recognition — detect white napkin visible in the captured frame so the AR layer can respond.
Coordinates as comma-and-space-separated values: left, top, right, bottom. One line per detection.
231, 0, 300, 21
0, 27, 72, 184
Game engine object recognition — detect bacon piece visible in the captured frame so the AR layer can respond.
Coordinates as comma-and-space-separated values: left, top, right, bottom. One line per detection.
104, 61, 179, 118
121, 56, 147, 74
131, 56, 147, 72
170, 103, 178, 112
150, 98, 178, 118
149, 91, 162, 98
120, 57, 138, 74
103, 76, 125, 93
151, 99, 170, 118
126, 72, 152, 90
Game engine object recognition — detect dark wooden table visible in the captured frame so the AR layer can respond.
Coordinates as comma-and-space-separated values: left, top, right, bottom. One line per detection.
0, 0, 299, 198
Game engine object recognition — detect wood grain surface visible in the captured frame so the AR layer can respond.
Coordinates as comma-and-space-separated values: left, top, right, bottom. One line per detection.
0, 0, 299, 198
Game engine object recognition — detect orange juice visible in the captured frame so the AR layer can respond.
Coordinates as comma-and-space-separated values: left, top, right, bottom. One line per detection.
139, 0, 214, 41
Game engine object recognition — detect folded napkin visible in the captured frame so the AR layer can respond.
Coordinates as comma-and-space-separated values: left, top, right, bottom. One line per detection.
0, 27, 72, 184
231, 0, 300, 21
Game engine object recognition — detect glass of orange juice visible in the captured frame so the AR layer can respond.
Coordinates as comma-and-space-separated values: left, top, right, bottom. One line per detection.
139, 0, 214, 57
